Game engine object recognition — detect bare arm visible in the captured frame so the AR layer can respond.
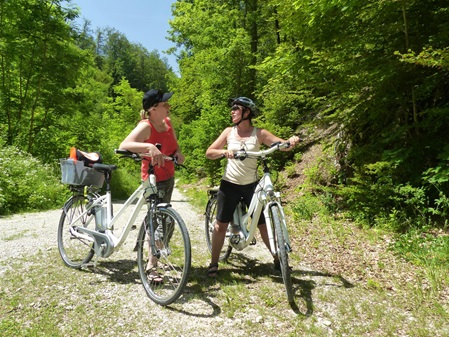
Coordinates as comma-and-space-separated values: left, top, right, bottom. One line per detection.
206, 127, 232, 160
258, 129, 300, 151
119, 122, 162, 155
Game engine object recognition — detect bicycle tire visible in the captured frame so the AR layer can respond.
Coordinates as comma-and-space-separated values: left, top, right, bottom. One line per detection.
204, 195, 232, 261
137, 206, 191, 306
271, 204, 294, 304
57, 195, 95, 268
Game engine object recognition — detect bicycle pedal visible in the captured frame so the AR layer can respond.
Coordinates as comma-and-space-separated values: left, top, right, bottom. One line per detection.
250, 238, 256, 245
230, 234, 240, 244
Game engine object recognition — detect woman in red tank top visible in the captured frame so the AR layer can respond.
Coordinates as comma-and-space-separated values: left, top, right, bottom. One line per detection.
119, 89, 185, 282
120, 89, 184, 181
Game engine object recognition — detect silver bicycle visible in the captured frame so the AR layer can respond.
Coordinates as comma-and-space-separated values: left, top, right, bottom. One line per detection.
205, 141, 294, 303
57, 149, 191, 306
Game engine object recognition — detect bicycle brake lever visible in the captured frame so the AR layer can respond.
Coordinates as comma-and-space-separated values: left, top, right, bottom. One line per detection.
234, 151, 247, 160
172, 156, 187, 169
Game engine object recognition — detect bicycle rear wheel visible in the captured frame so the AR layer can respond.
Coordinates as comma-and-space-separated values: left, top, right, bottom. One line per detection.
58, 195, 95, 268
137, 207, 191, 306
204, 195, 232, 261
270, 204, 294, 304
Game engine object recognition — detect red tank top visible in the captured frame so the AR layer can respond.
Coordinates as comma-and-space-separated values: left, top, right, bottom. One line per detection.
140, 118, 178, 181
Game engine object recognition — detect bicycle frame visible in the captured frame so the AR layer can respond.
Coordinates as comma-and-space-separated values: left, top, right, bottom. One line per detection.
66, 149, 180, 261
205, 141, 296, 304
67, 177, 158, 259
230, 170, 291, 254
229, 145, 292, 255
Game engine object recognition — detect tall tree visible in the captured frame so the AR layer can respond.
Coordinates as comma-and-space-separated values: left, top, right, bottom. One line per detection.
168, 0, 282, 181
0, 0, 89, 155
169, 0, 449, 225
94, 28, 173, 93
259, 0, 449, 225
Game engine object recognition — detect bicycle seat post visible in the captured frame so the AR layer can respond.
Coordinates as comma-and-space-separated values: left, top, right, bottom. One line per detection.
104, 170, 112, 192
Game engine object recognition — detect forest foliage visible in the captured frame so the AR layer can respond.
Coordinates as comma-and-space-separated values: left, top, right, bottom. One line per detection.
1, 0, 449, 235
169, 0, 449, 231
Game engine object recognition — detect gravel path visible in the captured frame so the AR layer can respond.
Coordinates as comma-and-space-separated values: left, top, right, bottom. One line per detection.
0, 187, 270, 272
0, 208, 62, 269
0, 188, 200, 265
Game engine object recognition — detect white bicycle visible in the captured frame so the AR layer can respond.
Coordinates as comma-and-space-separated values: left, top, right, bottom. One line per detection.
205, 141, 294, 303
57, 148, 191, 306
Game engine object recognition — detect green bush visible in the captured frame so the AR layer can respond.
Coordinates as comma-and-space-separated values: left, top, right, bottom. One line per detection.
0, 145, 69, 215
338, 161, 429, 230
110, 166, 141, 200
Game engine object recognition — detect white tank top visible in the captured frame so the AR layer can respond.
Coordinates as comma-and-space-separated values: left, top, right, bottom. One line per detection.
222, 126, 261, 185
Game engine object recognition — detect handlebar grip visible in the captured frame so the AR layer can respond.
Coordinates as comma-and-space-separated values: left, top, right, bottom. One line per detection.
115, 149, 133, 155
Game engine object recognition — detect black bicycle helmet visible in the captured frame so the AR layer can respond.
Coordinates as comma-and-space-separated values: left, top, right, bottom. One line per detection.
228, 97, 258, 117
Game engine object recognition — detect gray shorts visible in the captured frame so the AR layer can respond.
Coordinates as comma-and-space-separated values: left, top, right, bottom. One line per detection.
156, 176, 174, 203
154, 177, 175, 241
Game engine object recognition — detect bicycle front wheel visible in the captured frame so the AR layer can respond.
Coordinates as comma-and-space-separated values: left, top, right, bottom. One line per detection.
204, 195, 232, 261
270, 204, 294, 304
137, 206, 191, 306
58, 195, 95, 268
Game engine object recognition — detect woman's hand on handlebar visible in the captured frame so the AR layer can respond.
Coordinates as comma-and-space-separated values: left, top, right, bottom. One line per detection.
144, 144, 165, 166
174, 152, 185, 165
287, 136, 301, 147
222, 150, 234, 159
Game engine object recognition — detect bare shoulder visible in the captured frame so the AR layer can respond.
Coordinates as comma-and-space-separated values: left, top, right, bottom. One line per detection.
217, 126, 233, 139
257, 128, 270, 141
258, 128, 283, 146
129, 120, 151, 141
223, 126, 233, 135
256, 128, 265, 137
136, 120, 151, 131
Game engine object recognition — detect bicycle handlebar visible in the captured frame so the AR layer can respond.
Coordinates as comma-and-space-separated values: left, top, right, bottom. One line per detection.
115, 149, 142, 161
114, 149, 180, 165
233, 141, 291, 160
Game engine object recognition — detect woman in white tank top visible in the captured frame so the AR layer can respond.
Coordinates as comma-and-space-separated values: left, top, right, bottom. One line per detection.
222, 126, 260, 185
205, 97, 300, 277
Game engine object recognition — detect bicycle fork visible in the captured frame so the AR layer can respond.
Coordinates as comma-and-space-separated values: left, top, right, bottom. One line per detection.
145, 203, 159, 259
264, 201, 292, 256
144, 202, 173, 260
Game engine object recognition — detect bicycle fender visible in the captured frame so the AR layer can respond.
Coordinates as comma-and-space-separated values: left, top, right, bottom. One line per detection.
156, 203, 172, 209
208, 188, 219, 196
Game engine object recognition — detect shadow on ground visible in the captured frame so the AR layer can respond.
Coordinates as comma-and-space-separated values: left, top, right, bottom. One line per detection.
76, 253, 353, 317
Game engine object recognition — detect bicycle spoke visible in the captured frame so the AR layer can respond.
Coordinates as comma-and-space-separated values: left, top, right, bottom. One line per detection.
137, 207, 191, 306
57, 196, 95, 268
204, 195, 232, 261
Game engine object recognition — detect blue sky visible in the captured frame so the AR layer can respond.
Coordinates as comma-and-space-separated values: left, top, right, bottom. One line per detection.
68, 0, 178, 72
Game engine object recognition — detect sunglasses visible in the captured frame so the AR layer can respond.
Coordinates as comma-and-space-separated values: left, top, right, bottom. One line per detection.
231, 105, 242, 111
